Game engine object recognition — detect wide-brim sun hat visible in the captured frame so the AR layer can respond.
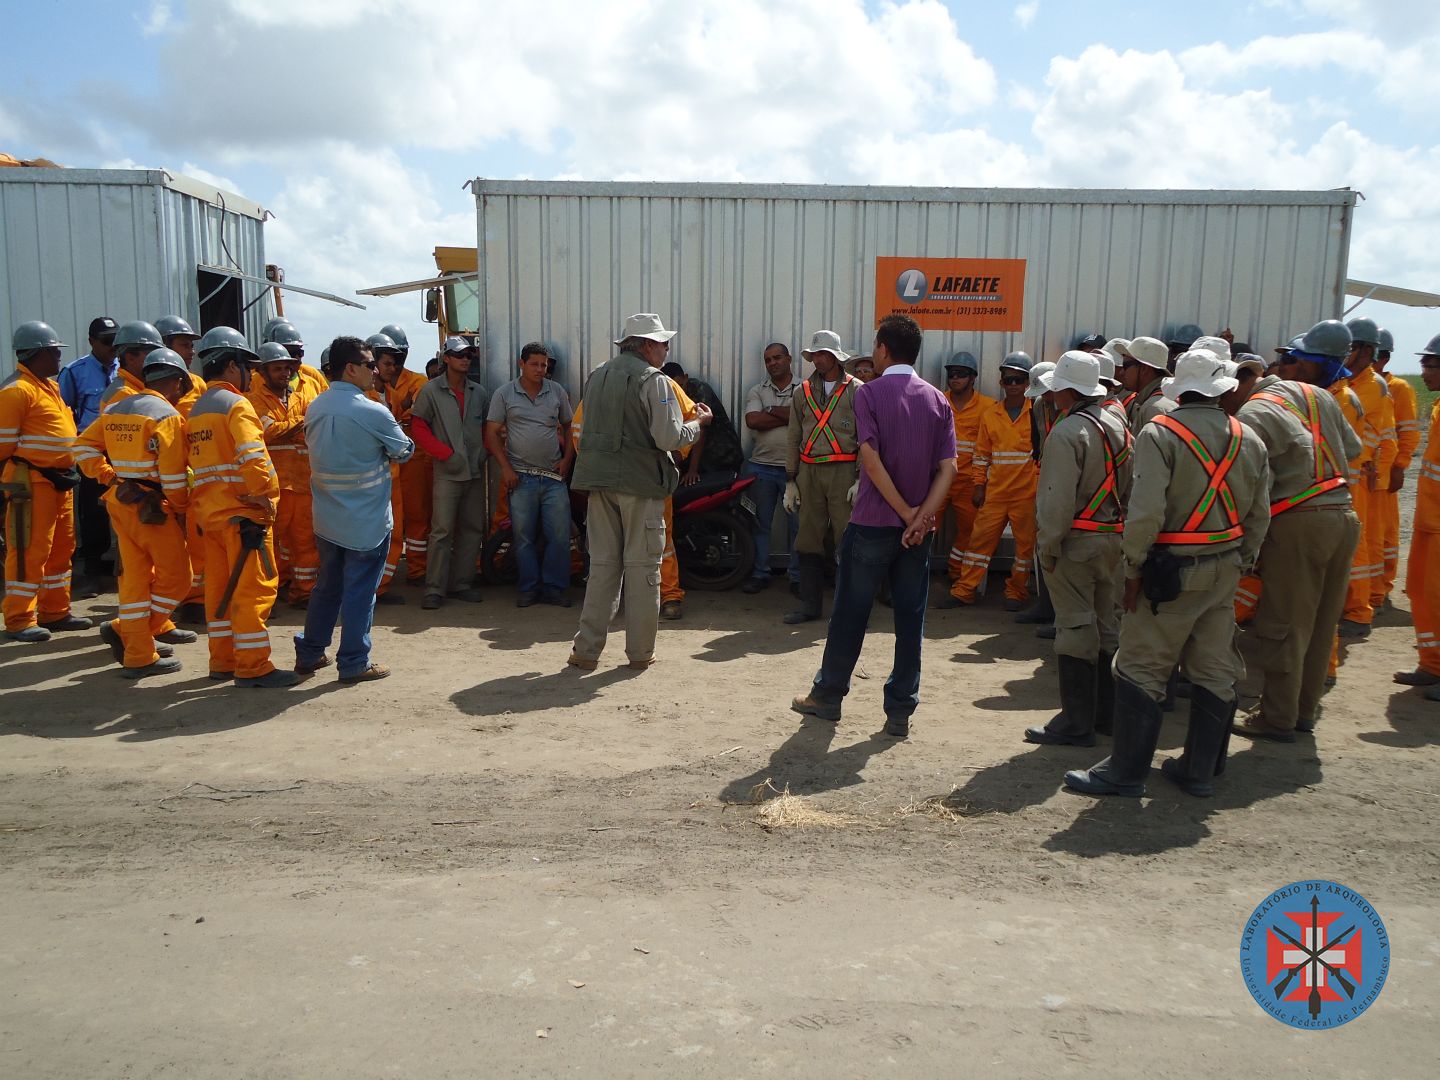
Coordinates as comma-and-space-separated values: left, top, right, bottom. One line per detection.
1043, 350, 1103, 396
613, 313, 677, 346
1191, 335, 1232, 363
1127, 336, 1170, 371
1025, 361, 1055, 398
801, 329, 850, 364
1163, 349, 1240, 400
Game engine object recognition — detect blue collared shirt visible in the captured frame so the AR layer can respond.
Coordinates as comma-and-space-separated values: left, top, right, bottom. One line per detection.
305, 382, 414, 551
57, 352, 119, 429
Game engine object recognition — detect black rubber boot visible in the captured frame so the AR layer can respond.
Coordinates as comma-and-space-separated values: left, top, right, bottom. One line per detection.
1161, 668, 1179, 712
783, 554, 825, 624
1015, 567, 1054, 624
1161, 685, 1235, 796
1064, 672, 1162, 797
1025, 654, 1097, 746
1209, 690, 1240, 778
1094, 651, 1116, 736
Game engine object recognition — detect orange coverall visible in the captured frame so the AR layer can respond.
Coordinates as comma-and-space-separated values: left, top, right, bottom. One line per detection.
953, 399, 1037, 603
1409, 399, 1440, 677
1349, 366, 1397, 612
188, 382, 281, 679
248, 375, 322, 603
1381, 371, 1420, 600
177, 375, 209, 608
74, 389, 192, 668
944, 391, 996, 582
385, 368, 433, 583
1, 365, 79, 631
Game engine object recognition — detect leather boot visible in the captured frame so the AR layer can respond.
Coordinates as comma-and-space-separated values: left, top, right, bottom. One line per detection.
1094, 652, 1116, 736
1015, 567, 1055, 624
1025, 654, 1097, 746
1064, 672, 1162, 797
1161, 685, 1235, 796
784, 554, 825, 624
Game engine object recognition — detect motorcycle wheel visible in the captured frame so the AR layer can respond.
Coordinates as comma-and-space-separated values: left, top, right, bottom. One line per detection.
676, 509, 756, 591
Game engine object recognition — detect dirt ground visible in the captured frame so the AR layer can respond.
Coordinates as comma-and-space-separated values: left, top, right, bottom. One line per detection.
3, 508, 1439, 1078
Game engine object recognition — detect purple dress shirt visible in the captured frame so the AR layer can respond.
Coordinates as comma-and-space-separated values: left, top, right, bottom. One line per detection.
850, 365, 957, 528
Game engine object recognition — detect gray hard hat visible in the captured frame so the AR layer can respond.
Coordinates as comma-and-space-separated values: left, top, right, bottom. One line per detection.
1376, 328, 1394, 355
196, 325, 260, 364
1345, 316, 1381, 348
1298, 320, 1352, 360
1274, 335, 1304, 356
378, 324, 409, 351
1166, 323, 1205, 348
366, 332, 402, 355
262, 317, 291, 342
142, 347, 189, 383
1417, 333, 1440, 358
113, 320, 164, 351
320, 346, 331, 369
12, 320, 66, 354
1000, 351, 1033, 373
256, 342, 291, 364
944, 350, 978, 374
154, 315, 197, 341
269, 322, 304, 347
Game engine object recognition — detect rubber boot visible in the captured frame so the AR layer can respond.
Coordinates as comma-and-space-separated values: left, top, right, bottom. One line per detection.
1015, 567, 1054, 624
784, 554, 824, 624
1161, 685, 1235, 796
1161, 668, 1179, 712
1210, 692, 1240, 779
1064, 672, 1163, 797
1094, 651, 1116, 736
1025, 654, 1097, 746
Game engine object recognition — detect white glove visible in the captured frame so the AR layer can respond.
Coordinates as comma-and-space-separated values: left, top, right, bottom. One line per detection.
846, 480, 858, 504
783, 481, 801, 514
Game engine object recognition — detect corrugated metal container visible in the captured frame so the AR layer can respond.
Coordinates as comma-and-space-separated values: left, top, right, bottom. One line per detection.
0, 168, 269, 378
470, 180, 1355, 412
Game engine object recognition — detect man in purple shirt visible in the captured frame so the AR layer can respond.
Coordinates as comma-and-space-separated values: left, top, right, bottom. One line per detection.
791, 315, 957, 737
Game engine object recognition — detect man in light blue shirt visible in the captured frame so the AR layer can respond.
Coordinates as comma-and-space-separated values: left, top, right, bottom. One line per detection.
294, 335, 414, 684
57, 315, 119, 589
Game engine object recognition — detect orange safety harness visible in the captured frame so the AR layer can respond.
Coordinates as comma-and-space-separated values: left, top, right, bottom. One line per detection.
799, 376, 857, 464
1250, 384, 1347, 515
1152, 413, 1245, 544
1070, 410, 1133, 534
1121, 391, 1138, 411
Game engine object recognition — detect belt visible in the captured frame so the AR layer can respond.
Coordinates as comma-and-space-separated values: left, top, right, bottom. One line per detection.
1170, 550, 1236, 568
516, 466, 565, 483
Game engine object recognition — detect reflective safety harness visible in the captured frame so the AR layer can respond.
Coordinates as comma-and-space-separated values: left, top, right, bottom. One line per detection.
1070, 411, 1133, 534
1152, 413, 1245, 544
1121, 391, 1137, 411
1250, 384, 1348, 515
799, 376, 857, 464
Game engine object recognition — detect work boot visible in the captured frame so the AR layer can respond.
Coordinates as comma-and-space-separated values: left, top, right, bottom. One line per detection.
449, 587, 485, 603
1035, 625, 1057, 640
1015, 569, 1054, 623
740, 576, 769, 595
1064, 673, 1162, 797
1161, 668, 1179, 712
1094, 652, 1116, 735
1025, 654, 1097, 746
1393, 669, 1440, 686
175, 602, 206, 625
5, 626, 52, 644
156, 628, 198, 645
235, 669, 300, 689
934, 590, 970, 609
517, 591, 540, 608
791, 692, 842, 721
294, 652, 333, 676
1162, 686, 1236, 796
99, 623, 173, 664
541, 590, 572, 608
40, 614, 92, 632
421, 593, 444, 610
1425, 684, 1440, 703
566, 651, 598, 671
1337, 619, 1370, 639
783, 554, 824, 624
340, 664, 391, 685
375, 592, 405, 605
660, 600, 683, 620
121, 657, 182, 680
883, 714, 910, 739
1230, 709, 1296, 744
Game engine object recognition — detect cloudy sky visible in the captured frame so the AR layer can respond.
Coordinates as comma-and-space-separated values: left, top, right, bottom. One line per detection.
4, 0, 1437, 371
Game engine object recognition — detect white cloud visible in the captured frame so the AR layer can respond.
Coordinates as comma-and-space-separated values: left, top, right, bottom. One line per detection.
1013, 2, 1039, 29
139, 2, 173, 36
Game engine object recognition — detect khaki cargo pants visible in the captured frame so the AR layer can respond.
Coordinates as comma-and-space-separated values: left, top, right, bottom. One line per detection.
1047, 532, 1122, 660
573, 490, 665, 664
794, 462, 855, 555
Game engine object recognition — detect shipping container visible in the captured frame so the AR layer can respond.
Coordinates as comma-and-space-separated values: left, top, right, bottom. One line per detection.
0, 168, 271, 379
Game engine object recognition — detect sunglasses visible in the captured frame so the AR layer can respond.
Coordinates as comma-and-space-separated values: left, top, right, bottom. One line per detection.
1000, 374, 1029, 385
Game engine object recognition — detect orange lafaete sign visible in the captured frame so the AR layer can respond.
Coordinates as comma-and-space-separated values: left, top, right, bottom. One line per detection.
875, 257, 1026, 331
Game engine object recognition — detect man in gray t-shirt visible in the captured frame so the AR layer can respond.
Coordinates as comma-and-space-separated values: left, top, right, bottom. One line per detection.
741, 342, 800, 593
483, 342, 576, 607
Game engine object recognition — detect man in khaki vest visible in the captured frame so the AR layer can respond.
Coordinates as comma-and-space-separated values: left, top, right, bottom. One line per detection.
568, 315, 709, 671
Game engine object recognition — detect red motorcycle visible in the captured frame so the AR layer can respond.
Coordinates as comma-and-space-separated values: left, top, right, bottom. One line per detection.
672, 472, 759, 591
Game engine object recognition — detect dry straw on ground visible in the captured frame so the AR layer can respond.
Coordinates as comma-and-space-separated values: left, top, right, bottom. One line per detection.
894, 792, 990, 824
748, 779, 872, 831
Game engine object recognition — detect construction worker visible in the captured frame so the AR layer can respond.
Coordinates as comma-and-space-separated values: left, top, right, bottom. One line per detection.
189, 327, 294, 688
1394, 333, 1440, 700
156, 314, 208, 624
1065, 351, 1270, 799
1225, 330, 1361, 741
1120, 336, 1174, 432
376, 324, 432, 586
1338, 316, 1398, 638
411, 337, 491, 610
937, 351, 995, 592
1097, 340, 1131, 424
783, 330, 860, 624
247, 341, 322, 609
73, 348, 196, 677
1373, 327, 1420, 607
741, 343, 800, 595
944, 351, 1037, 609
96, 321, 164, 412
366, 333, 413, 602
267, 321, 330, 395
1164, 322, 1205, 366
2, 322, 91, 642
1024, 351, 1133, 747
56, 316, 118, 596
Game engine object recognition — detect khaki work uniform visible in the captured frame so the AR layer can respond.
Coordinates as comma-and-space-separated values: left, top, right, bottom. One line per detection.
1127, 377, 1175, 434
412, 376, 491, 597
1236, 376, 1362, 732
787, 370, 859, 554
1116, 402, 1271, 700
1035, 401, 1133, 659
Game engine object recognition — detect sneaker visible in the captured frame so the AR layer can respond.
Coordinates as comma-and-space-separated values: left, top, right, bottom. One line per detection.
740, 577, 769, 595
374, 592, 406, 606
449, 587, 485, 603
295, 653, 333, 676
517, 591, 540, 608
541, 591, 573, 608
339, 663, 391, 685
4, 626, 52, 644
235, 669, 300, 689
39, 614, 92, 632
660, 600, 683, 620
567, 651, 598, 671
155, 628, 198, 645
121, 657, 182, 680
421, 593, 444, 610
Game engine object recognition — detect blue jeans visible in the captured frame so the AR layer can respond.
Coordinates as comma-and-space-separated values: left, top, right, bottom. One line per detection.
746, 461, 799, 583
295, 533, 389, 678
812, 524, 931, 719
510, 474, 572, 595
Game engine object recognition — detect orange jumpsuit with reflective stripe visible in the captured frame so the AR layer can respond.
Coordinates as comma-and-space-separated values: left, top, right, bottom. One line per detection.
944, 391, 995, 581
953, 399, 1037, 603
1328, 380, 1373, 624
1349, 366, 1397, 611
187, 382, 280, 678
177, 375, 209, 607
384, 368, 433, 583
1381, 371, 1420, 599
1, 365, 79, 631
248, 376, 321, 602
74, 389, 192, 667
1408, 399, 1440, 677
